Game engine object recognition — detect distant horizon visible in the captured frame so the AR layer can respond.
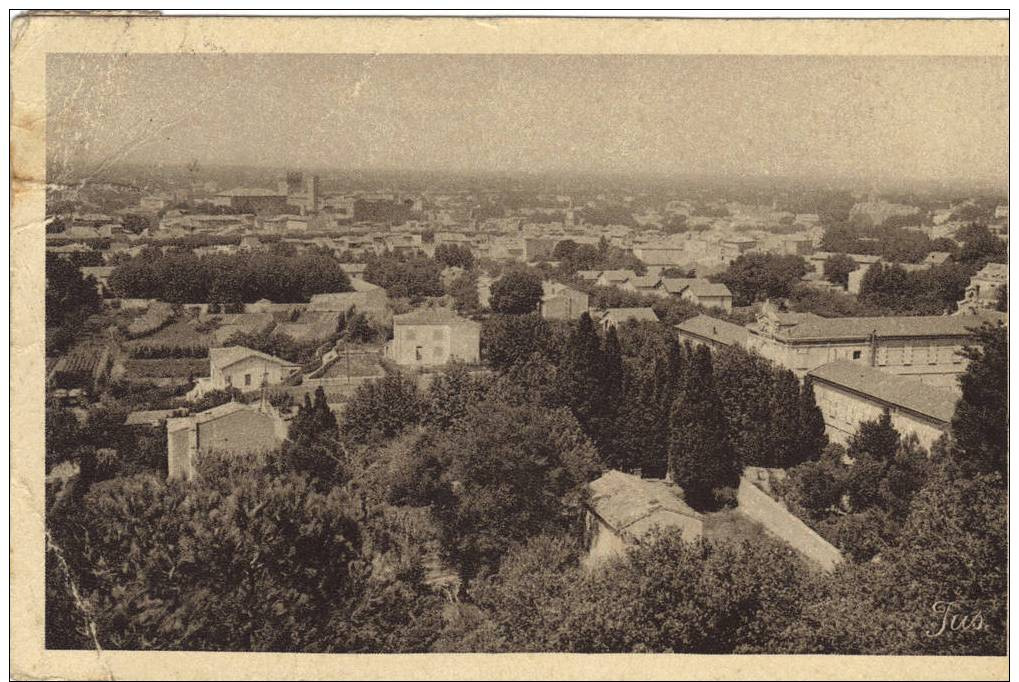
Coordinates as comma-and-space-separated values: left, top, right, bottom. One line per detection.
47, 54, 1008, 192
51, 160, 1007, 197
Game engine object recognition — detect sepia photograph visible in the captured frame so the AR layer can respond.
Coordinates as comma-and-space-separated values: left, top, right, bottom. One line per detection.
10, 12, 1010, 680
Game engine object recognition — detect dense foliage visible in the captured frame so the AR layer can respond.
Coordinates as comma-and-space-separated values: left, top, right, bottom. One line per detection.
109, 249, 352, 303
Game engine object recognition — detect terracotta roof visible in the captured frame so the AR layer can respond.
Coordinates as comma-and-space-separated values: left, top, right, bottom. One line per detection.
588, 470, 701, 542
808, 361, 959, 423
676, 314, 748, 347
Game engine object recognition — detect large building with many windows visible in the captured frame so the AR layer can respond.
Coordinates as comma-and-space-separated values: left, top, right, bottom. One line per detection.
808, 361, 958, 449
746, 303, 1004, 389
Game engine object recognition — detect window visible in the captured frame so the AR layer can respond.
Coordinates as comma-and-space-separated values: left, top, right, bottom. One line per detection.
415, 346, 423, 362
244, 373, 252, 386
852, 350, 862, 360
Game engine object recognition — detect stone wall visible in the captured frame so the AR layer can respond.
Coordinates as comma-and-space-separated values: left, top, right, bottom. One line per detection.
737, 472, 843, 572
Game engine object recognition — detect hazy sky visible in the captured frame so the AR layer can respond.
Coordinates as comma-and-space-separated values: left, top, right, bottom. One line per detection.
47, 54, 1007, 186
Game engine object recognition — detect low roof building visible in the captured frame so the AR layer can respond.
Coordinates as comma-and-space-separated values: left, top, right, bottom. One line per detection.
676, 314, 748, 349
585, 470, 703, 567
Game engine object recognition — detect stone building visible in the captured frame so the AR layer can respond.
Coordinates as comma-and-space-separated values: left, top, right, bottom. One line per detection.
958, 262, 1008, 313
540, 282, 590, 321
387, 308, 481, 367
166, 401, 288, 480
807, 361, 958, 449
584, 470, 703, 568
746, 302, 1004, 389
188, 346, 301, 400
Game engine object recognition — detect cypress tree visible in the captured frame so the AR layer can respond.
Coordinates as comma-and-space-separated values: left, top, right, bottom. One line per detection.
767, 369, 803, 468
797, 376, 829, 464
558, 312, 603, 431
668, 344, 740, 510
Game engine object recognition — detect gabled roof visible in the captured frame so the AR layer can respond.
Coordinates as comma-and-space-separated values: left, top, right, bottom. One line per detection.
588, 470, 701, 543
923, 251, 952, 265
659, 277, 699, 294
808, 361, 959, 423
209, 346, 300, 371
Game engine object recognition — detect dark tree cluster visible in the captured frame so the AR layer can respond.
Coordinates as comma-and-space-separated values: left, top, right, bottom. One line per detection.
489, 268, 544, 314
434, 243, 475, 270
715, 253, 811, 306
46, 254, 102, 355
553, 237, 647, 276
108, 249, 352, 304
363, 251, 444, 302
858, 262, 972, 314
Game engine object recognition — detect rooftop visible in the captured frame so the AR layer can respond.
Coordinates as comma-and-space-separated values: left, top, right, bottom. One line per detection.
209, 346, 300, 371
588, 470, 701, 543
756, 311, 1005, 342
659, 277, 700, 294
676, 314, 748, 347
687, 282, 732, 298
808, 361, 959, 423
974, 262, 1008, 282
602, 307, 660, 323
